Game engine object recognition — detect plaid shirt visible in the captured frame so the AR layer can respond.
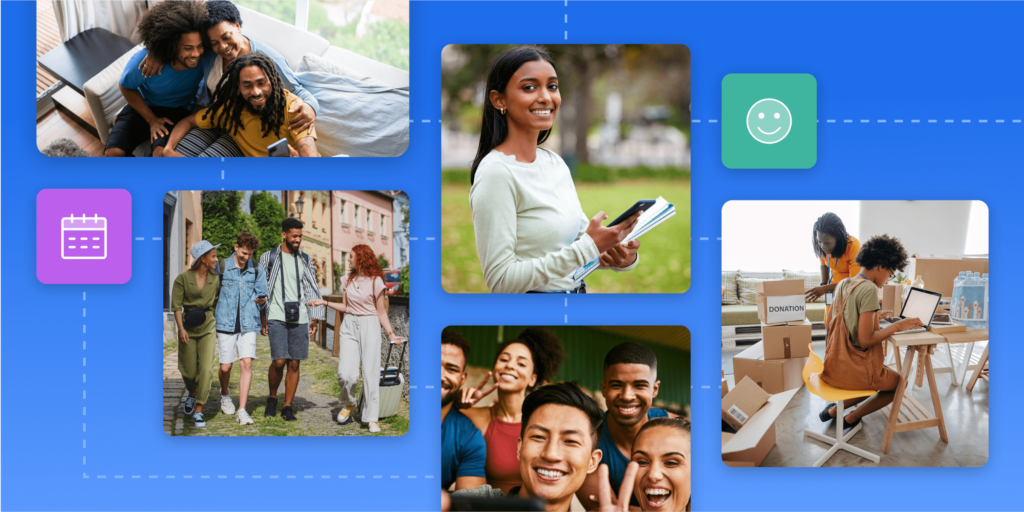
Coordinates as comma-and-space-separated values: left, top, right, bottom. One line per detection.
258, 245, 325, 321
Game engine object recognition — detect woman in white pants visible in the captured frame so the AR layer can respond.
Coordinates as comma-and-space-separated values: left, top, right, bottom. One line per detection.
308, 245, 403, 433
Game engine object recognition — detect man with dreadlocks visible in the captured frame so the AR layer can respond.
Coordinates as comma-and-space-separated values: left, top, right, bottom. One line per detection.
806, 212, 862, 323
104, 1, 212, 157
164, 53, 319, 157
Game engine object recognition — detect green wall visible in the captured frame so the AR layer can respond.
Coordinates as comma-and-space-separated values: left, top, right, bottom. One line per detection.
445, 326, 690, 408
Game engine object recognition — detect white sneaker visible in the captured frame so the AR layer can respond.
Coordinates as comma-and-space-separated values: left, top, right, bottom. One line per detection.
237, 409, 254, 425
337, 406, 354, 424
220, 394, 236, 415
181, 388, 189, 403
369, 422, 381, 433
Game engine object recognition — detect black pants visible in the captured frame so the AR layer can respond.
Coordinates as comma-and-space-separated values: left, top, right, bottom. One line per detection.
104, 103, 192, 154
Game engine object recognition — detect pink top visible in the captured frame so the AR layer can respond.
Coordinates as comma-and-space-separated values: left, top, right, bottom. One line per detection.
345, 276, 386, 316
483, 410, 523, 493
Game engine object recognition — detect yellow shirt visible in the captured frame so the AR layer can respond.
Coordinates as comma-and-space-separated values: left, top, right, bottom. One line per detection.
196, 90, 317, 157
820, 235, 862, 286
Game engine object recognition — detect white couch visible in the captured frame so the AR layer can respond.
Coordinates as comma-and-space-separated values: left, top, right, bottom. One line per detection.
84, 5, 409, 152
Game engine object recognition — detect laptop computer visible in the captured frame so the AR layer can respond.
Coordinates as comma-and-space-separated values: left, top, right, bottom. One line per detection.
880, 287, 943, 333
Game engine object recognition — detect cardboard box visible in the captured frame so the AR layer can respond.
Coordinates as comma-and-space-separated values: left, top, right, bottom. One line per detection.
722, 386, 799, 467
722, 376, 770, 430
882, 284, 903, 315
762, 319, 812, 360
908, 255, 988, 298
733, 341, 807, 394
755, 279, 808, 325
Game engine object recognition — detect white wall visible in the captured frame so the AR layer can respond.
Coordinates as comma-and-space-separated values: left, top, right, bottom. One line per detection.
859, 201, 971, 257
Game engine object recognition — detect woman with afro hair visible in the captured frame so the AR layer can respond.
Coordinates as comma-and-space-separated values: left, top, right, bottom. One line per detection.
307, 245, 404, 433
454, 328, 566, 493
817, 234, 925, 431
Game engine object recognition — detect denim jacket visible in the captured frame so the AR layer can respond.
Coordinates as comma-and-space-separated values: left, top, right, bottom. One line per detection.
214, 253, 268, 333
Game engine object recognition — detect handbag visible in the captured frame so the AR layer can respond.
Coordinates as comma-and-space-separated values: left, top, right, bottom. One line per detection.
819, 278, 886, 390
183, 308, 208, 329
282, 250, 302, 323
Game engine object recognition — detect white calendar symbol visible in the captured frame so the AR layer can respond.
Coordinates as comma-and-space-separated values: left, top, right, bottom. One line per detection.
61, 214, 108, 260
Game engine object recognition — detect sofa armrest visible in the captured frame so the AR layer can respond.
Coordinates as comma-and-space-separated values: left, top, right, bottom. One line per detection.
83, 45, 141, 144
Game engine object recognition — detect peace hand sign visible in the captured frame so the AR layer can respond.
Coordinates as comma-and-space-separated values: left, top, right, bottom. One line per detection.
592, 462, 639, 512
456, 371, 499, 410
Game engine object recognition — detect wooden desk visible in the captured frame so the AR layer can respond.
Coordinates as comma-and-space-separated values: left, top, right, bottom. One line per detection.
880, 331, 949, 454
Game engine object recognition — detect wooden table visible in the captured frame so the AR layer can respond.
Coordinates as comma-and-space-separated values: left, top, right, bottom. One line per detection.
880, 329, 989, 454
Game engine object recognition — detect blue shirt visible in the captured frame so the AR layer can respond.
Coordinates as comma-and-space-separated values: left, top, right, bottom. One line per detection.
119, 48, 213, 108
599, 408, 669, 503
441, 408, 487, 490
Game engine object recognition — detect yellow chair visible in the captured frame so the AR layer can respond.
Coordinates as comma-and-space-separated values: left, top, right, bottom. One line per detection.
802, 343, 881, 466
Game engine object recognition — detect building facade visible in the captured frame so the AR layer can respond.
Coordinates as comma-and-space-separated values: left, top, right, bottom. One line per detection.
163, 191, 203, 310
331, 191, 395, 290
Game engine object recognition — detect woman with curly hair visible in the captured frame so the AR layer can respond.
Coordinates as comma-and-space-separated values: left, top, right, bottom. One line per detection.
307, 245, 403, 433
818, 235, 924, 431
455, 328, 566, 492
469, 46, 641, 293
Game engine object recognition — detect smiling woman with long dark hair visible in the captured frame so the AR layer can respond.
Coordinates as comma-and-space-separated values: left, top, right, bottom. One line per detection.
468, 45, 642, 294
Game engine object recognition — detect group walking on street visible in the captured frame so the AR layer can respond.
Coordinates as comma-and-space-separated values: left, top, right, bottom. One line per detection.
170, 217, 405, 431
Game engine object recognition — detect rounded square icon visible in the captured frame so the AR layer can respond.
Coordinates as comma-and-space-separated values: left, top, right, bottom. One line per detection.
721, 74, 817, 169
36, 189, 132, 284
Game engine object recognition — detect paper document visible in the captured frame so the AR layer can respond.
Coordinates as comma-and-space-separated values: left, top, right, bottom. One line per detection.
572, 196, 676, 285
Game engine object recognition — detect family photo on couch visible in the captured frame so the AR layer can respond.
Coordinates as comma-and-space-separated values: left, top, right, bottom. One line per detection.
163, 190, 410, 436
37, 0, 409, 157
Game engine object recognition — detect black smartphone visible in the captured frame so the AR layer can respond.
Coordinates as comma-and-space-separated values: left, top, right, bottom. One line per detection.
449, 496, 546, 511
607, 199, 656, 227
267, 138, 290, 157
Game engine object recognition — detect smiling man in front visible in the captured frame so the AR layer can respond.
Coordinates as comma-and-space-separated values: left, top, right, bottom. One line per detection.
577, 342, 678, 510
104, 1, 211, 157
448, 382, 603, 512
164, 52, 318, 157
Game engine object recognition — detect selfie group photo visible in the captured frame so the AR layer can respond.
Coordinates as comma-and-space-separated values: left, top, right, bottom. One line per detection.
162, 190, 410, 436
440, 326, 690, 511
37, 0, 409, 157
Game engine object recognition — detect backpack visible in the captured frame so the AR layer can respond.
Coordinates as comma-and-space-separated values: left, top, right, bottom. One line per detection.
819, 278, 888, 390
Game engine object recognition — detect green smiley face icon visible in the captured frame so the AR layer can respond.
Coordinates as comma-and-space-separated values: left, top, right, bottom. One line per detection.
746, 98, 792, 144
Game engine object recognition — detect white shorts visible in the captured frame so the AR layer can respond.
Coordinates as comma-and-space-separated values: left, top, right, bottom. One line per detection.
216, 331, 258, 364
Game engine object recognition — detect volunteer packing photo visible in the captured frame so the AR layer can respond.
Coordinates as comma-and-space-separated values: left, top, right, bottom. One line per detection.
720, 200, 989, 467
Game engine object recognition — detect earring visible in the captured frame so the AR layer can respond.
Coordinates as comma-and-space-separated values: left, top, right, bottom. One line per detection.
500, 107, 506, 115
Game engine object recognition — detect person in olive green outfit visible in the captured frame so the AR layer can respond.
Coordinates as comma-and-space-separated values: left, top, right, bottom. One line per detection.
172, 240, 221, 428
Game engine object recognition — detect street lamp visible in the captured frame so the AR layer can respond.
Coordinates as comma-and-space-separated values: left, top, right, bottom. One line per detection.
294, 195, 305, 218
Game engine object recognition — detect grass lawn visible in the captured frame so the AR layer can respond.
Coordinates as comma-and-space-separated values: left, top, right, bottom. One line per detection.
441, 178, 691, 293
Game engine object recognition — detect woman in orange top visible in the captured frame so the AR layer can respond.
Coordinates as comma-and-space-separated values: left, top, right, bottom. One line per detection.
806, 213, 862, 321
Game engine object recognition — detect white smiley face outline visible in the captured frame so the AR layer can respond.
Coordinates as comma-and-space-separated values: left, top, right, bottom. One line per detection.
746, 98, 792, 144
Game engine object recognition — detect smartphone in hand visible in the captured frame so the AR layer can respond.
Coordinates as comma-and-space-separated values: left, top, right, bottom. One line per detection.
268, 138, 290, 157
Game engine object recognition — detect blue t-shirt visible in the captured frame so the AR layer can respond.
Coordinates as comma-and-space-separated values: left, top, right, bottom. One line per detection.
598, 408, 669, 502
441, 408, 487, 490
119, 48, 212, 108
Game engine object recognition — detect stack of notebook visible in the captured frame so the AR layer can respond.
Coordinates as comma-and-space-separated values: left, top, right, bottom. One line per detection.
572, 196, 676, 285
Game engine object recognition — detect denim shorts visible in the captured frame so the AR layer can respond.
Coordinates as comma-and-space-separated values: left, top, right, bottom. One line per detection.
267, 320, 309, 361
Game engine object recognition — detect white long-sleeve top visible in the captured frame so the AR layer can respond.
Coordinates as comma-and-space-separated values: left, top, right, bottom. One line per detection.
470, 149, 637, 293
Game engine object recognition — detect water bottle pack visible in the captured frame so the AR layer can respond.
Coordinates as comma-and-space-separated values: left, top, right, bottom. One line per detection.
951, 271, 989, 329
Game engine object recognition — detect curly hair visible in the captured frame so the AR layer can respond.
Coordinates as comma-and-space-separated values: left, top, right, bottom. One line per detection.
346, 244, 385, 285
137, 1, 208, 66
235, 231, 260, 252
204, 0, 242, 30
855, 234, 909, 272
495, 327, 566, 389
812, 212, 850, 260
203, 52, 287, 138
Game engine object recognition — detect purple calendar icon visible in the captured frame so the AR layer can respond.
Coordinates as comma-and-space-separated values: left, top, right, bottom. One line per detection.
37, 189, 131, 284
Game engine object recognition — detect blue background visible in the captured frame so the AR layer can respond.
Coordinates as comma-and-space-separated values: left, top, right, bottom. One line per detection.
3, 1, 1022, 510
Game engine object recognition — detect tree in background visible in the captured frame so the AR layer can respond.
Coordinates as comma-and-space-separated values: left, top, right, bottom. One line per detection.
333, 261, 344, 293
378, 254, 391, 269
400, 264, 409, 296
249, 191, 286, 260
201, 191, 251, 261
